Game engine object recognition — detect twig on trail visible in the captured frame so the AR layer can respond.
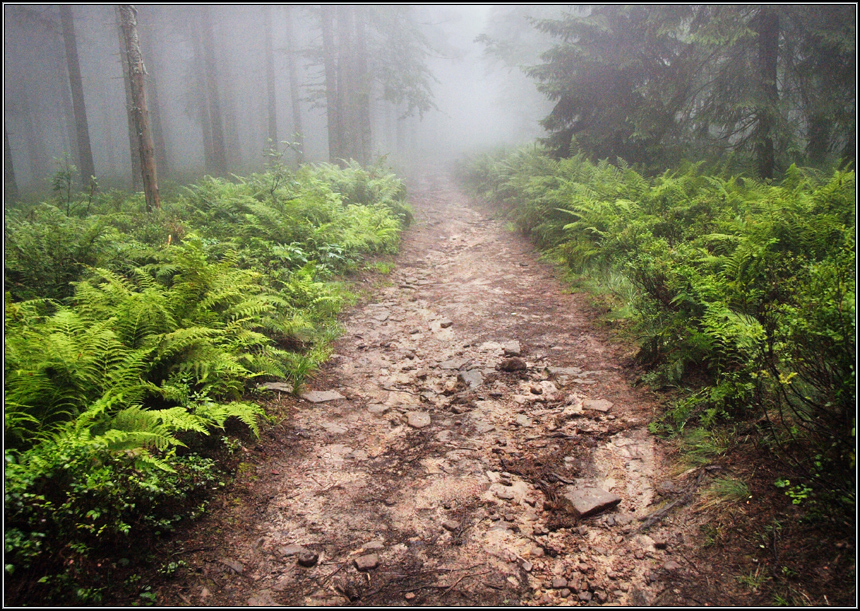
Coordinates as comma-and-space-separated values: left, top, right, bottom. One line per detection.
170, 545, 212, 557
637, 467, 712, 532
549, 471, 576, 485
435, 563, 487, 572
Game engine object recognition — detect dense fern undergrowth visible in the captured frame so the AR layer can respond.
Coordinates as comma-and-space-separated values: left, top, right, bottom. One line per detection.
459, 147, 855, 511
4, 161, 410, 603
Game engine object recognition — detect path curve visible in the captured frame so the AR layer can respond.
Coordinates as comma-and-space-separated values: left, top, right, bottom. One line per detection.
159, 172, 688, 607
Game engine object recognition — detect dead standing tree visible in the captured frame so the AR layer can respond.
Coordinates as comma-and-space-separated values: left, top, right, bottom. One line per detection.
117, 5, 161, 212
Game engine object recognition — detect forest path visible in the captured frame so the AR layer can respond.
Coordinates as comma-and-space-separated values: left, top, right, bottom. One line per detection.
157, 172, 688, 606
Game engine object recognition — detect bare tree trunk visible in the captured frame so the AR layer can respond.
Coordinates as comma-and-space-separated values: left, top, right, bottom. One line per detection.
5, 124, 19, 202
118, 5, 161, 212
755, 6, 779, 181
117, 8, 142, 191
285, 6, 304, 164
263, 5, 277, 148
138, 6, 170, 178
354, 7, 372, 166
189, 19, 214, 172
336, 5, 357, 164
321, 6, 341, 163
60, 5, 95, 183
201, 6, 227, 175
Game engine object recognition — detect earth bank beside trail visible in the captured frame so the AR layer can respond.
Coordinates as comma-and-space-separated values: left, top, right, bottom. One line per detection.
146, 172, 744, 606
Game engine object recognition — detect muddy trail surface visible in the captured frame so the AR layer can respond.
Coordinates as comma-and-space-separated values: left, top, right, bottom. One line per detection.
156, 173, 694, 607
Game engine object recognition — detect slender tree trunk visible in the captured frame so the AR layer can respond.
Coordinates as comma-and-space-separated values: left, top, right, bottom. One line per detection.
285, 6, 304, 164
336, 5, 356, 164
117, 8, 142, 191
355, 7, 372, 165
263, 5, 277, 148
138, 6, 170, 178
201, 6, 227, 175
56, 44, 79, 170
60, 5, 95, 182
755, 7, 779, 180
321, 6, 341, 163
118, 5, 161, 211
5, 124, 19, 202
189, 19, 214, 172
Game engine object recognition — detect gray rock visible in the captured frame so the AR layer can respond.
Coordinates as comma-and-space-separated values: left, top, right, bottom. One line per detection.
321, 422, 348, 434
559, 486, 622, 519
372, 310, 390, 322
503, 340, 522, 356
551, 576, 568, 589
578, 591, 593, 602
367, 403, 390, 415
515, 414, 533, 427
442, 520, 460, 532
407, 411, 431, 428
353, 554, 380, 571
301, 390, 345, 403
220, 558, 244, 573
280, 544, 309, 557
458, 369, 484, 389
583, 399, 613, 413
439, 318, 454, 329
495, 488, 515, 500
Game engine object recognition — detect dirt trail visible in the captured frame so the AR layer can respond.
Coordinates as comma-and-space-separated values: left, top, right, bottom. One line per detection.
158, 173, 691, 606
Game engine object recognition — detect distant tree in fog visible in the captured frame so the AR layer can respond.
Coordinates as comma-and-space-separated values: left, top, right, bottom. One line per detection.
60, 5, 95, 183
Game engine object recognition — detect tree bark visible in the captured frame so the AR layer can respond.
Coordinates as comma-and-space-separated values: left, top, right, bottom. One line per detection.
138, 6, 170, 178
201, 6, 227, 175
755, 7, 779, 180
117, 7, 142, 191
60, 5, 96, 183
355, 7, 372, 165
321, 6, 341, 163
118, 5, 161, 211
285, 6, 304, 164
5, 124, 19, 202
263, 5, 278, 148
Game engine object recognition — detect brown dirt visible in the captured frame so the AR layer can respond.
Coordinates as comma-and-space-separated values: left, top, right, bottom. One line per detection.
129, 172, 854, 607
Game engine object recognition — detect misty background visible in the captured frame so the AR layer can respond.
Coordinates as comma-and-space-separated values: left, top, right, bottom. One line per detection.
4, 5, 556, 193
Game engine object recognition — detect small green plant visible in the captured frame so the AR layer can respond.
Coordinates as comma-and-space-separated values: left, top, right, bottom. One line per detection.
774, 478, 813, 505
737, 566, 769, 592
700, 476, 751, 509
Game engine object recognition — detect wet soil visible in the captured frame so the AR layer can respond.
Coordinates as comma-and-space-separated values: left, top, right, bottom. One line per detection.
145, 172, 854, 607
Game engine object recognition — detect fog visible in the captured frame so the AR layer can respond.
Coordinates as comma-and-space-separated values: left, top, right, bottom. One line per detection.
4, 5, 561, 192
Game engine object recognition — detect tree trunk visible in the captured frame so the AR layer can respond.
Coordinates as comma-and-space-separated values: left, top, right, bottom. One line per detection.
189, 19, 214, 172
201, 6, 227, 175
755, 7, 779, 181
117, 8, 142, 191
60, 5, 95, 183
263, 5, 277, 148
285, 5, 304, 164
355, 7, 372, 165
321, 6, 341, 163
118, 5, 161, 212
138, 6, 170, 179
336, 6, 360, 164
5, 124, 19, 202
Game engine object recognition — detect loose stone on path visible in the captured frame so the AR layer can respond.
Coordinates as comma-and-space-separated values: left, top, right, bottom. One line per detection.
407, 411, 431, 428
301, 390, 346, 403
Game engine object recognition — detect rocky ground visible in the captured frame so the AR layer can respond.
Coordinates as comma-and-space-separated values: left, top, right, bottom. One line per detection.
146, 172, 853, 607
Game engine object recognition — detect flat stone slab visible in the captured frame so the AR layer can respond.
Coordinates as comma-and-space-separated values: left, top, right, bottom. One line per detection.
353, 554, 380, 571
583, 399, 613, 413
559, 486, 622, 519
301, 390, 345, 403
407, 411, 431, 428
280, 544, 310, 557
367, 403, 390, 415
321, 422, 348, 434
459, 369, 484, 389
503, 340, 522, 356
